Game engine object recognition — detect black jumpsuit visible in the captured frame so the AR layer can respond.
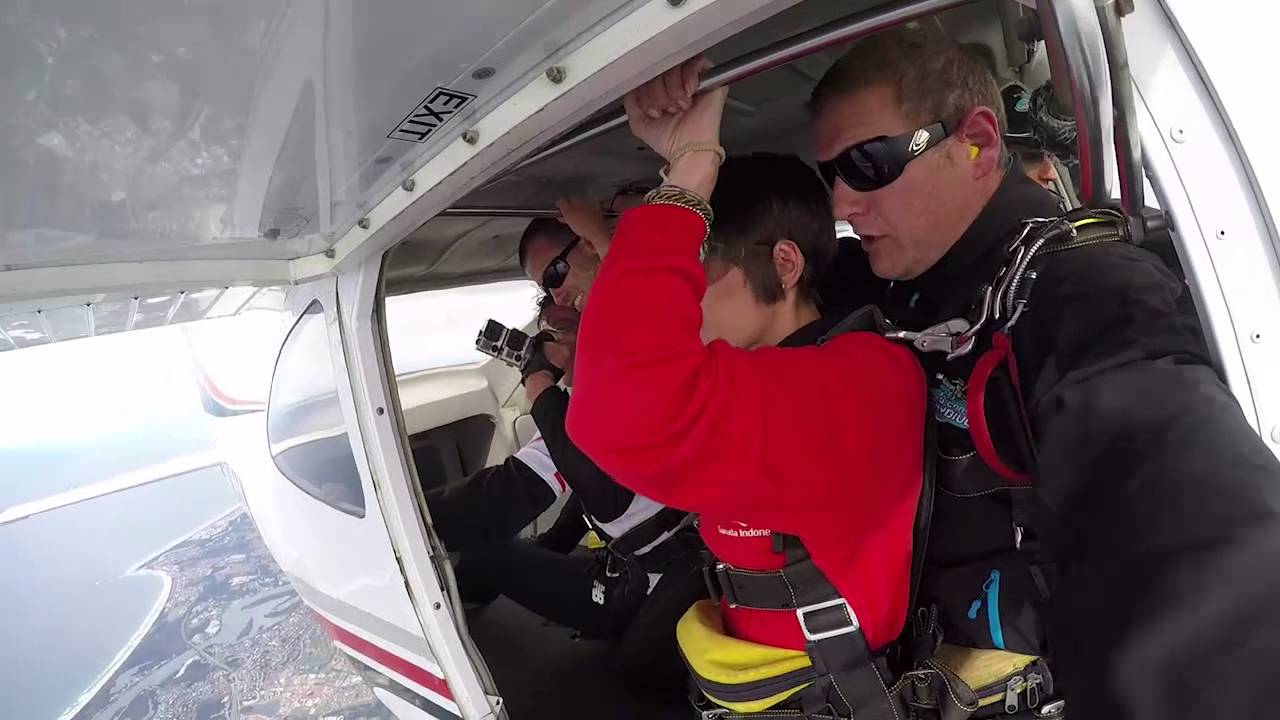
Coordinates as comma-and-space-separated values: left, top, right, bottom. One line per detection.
832, 169, 1280, 719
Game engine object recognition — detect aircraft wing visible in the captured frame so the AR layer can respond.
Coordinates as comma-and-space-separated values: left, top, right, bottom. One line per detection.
0, 450, 224, 527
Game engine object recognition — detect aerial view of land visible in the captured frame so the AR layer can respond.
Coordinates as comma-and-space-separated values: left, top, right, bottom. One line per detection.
71, 510, 395, 720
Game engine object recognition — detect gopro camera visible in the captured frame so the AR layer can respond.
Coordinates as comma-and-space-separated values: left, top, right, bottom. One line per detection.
476, 319, 534, 370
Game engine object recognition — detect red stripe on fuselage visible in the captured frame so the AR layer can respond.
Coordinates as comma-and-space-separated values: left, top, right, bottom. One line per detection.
195, 362, 263, 411
314, 614, 454, 702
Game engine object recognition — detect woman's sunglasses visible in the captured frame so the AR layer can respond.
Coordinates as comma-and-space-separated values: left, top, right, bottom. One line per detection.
541, 236, 580, 291
817, 122, 949, 193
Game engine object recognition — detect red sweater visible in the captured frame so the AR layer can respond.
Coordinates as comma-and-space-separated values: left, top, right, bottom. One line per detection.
567, 204, 926, 651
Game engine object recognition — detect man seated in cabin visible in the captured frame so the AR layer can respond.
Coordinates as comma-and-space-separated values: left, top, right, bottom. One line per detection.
426, 299, 602, 556
797, 25, 1280, 719
425, 286, 706, 694
1000, 83, 1064, 196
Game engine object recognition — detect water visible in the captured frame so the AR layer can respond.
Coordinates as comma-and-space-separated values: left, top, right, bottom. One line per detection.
0, 467, 236, 720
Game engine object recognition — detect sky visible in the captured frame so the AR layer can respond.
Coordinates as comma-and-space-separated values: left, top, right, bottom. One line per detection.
0, 280, 543, 452
0, 280, 541, 507
384, 279, 541, 375
0, 323, 233, 508
0, 324, 206, 452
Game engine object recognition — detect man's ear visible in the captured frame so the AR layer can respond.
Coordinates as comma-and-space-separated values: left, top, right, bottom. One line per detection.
773, 240, 806, 290
954, 106, 1003, 179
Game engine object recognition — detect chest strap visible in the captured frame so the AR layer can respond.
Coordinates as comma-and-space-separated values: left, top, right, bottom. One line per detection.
703, 536, 903, 720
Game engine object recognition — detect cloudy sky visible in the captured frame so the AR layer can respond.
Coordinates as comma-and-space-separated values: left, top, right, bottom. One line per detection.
0, 279, 540, 507
0, 324, 205, 451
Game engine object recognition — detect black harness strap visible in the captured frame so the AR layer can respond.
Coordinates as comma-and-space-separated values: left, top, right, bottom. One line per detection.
817, 304, 940, 677
704, 534, 901, 720
592, 506, 696, 577
631, 526, 701, 574
608, 505, 691, 557
818, 304, 897, 345
805, 624, 901, 720
909, 414, 937, 621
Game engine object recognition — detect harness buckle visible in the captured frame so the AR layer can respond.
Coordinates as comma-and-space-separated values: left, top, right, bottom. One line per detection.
704, 563, 741, 607
603, 551, 623, 578
796, 597, 860, 642
884, 318, 972, 355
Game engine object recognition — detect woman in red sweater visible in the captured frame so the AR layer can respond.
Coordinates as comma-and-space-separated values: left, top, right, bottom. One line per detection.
566, 58, 926, 716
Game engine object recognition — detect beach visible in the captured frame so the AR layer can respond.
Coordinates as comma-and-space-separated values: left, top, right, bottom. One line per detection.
56, 506, 238, 720
65, 505, 392, 720
0, 466, 238, 720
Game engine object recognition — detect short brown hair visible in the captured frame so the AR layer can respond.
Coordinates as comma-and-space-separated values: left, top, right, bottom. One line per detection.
709, 153, 836, 307
809, 24, 1006, 134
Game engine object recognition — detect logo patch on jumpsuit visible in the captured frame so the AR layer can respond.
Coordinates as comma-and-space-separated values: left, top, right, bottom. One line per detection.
932, 374, 969, 429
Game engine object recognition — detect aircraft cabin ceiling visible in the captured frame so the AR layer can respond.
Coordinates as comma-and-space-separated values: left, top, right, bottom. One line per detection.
0, 0, 1043, 334
384, 0, 1031, 294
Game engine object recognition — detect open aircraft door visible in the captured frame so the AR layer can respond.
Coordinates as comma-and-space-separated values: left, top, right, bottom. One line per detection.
220, 275, 499, 720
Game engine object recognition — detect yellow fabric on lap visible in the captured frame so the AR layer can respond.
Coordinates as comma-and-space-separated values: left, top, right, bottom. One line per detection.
677, 600, 815, 712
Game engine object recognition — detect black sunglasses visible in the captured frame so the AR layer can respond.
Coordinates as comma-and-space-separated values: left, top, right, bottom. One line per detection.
541, 236, 580, 291
1012, 146, 1048, 165
818, 122, 949, 193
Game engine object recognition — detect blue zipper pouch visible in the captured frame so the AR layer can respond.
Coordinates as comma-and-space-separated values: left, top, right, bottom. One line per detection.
928, 553, 1048, 655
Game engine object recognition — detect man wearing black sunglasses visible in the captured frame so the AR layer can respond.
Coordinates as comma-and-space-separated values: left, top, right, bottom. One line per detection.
519, 204, 605, 311
806, 23, 1280, 720
498, 212, 710, 696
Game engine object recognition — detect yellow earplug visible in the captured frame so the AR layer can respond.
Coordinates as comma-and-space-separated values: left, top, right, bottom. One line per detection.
968, 145, 981, 160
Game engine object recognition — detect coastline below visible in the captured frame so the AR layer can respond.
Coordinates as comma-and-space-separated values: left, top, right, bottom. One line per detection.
57, 571, 172, 720
57, 506, 236, 720
66, 507, 391, 720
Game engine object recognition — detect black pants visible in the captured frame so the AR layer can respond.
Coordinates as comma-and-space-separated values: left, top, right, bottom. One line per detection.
456, 534, 707, 692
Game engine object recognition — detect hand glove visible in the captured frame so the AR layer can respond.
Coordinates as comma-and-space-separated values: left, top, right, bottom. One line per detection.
520, 331, 566, 385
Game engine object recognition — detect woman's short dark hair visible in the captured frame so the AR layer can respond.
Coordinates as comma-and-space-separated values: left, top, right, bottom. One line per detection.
518, 218, 577, 271
709, 153, 836, 306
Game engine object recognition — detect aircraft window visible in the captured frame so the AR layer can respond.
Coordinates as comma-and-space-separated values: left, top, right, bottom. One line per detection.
266, 300, 366, 517
385, 280, 540, 376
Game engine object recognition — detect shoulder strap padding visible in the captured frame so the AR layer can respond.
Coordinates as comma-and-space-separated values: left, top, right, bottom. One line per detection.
819, 304, 895, 345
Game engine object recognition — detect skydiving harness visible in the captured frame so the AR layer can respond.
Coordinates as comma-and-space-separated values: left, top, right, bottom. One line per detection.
886, 207, 1132, 360
880, 207, 1131, 482
679, 208, 1132, 720
692, 533, 905, 720
592, 505, 698, 577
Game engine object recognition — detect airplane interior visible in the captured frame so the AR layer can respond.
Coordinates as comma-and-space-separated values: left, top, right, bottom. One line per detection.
373, 0, 1152, 715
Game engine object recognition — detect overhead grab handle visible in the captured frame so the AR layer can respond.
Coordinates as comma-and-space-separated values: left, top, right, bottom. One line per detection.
1037, 0, 1116, 208
1095, 0, 1145, 216
494, 0, 984, 182
437, 206, 617, 219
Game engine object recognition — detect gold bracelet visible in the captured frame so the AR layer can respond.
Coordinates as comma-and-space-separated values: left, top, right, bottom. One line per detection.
644, 184, 714, 237
659, 143, 726, 183
672, 142, 726, 166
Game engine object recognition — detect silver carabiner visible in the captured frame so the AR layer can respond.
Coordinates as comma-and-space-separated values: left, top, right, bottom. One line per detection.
948, 285, 994, 360
884, 318, 972, 354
